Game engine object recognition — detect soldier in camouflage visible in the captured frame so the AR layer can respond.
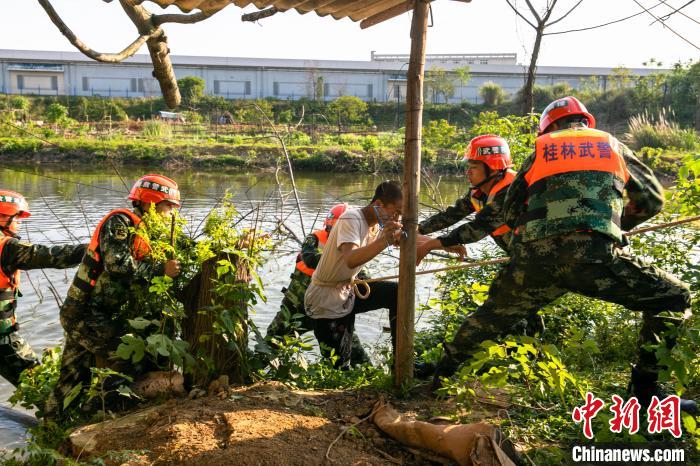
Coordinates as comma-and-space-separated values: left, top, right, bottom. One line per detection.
265, 204, 370, 364
417, 135, 542, 338
418, 134, 515, 257
0, 190, 85, 389
432, 97, 696, 414
45, 175, 182, 420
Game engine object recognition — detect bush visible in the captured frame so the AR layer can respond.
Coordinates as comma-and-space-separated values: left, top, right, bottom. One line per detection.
142, 120, 173, 139
328, 96, 370, 126
177, 76, 206, 107
423, 119, 460, 150
625, 109, 700, 150
45, 103, 68, 124
480, 82, 506, 106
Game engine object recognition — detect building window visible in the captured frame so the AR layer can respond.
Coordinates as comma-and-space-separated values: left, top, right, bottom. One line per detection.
82, 77, 89, 91
17, 76, 24, 90
245, 81, 251, 95
367, 84, 373, 98
273, 82, 279, 96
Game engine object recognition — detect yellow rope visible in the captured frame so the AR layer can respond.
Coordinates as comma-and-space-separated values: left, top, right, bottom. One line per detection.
351, 214, 700, 288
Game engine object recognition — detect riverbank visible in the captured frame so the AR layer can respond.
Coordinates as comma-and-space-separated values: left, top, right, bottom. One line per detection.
0, 136, 458, 174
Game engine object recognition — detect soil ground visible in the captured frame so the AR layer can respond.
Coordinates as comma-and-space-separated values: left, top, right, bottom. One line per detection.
68, 381, 512, 466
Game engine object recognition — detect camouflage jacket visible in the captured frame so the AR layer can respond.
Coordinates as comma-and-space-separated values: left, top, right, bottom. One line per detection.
0, 238, 86, 333
418, 186, 512, 253
61, 212, 164, 353
504, 140, 664, 263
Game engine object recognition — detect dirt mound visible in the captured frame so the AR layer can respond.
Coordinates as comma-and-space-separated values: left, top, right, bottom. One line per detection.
70, 382, 420, 466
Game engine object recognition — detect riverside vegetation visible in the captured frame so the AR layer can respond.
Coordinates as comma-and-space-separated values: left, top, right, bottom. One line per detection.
0, 64, 699, 464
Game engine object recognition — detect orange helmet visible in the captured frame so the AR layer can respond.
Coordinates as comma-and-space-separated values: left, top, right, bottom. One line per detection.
128, 174, 181, 207
538, 96, 596, 136
464, 134, 512, 171
0, 190, 31, 219
324, 203, 348, 229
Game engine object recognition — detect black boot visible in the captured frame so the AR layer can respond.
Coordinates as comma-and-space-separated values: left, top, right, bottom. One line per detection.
629, 366, 698, 415
430, 354, 461, 393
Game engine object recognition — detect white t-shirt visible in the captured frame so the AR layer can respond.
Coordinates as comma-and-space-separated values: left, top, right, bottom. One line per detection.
304, 208, 377, 319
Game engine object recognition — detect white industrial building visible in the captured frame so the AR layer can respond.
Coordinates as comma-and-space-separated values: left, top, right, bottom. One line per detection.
0, 49, 661, 104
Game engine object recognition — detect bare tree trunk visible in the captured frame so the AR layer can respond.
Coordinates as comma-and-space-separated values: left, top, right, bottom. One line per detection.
522, 22, 545, 115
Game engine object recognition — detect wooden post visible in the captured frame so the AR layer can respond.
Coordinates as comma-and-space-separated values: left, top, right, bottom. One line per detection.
395, 0, 429, 388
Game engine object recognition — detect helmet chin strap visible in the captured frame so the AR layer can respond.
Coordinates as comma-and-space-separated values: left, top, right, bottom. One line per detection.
470, 170, 504, 191
1, 215, 19, 238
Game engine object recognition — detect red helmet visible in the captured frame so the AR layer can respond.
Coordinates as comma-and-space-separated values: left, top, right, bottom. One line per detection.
538, 96, 596, 136
324, 203, 348, 229
0, 190, 30, 219
128, 174, 181, 207
464, 134, 512, 171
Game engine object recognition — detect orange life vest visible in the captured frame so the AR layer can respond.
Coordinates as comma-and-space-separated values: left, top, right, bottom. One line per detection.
295, 229, 328, 277
0, 236, 20, 331
469, 170, 516, 237
70, 209, 149, 296
518, 128, 630, 243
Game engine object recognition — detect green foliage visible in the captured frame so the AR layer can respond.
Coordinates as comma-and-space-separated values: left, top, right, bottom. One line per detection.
45, 103, 68, 124
141, 120, 173, 139
468, 111, 538, 168
328, 96, 370, 126
85, 367, 137, 420
479, 81, 505, 106
360, 135, 379, 153
9, 347, 62, 418
9, 96, 29, 111
625, 109, 700, 151
422, 119, 461, 150
177, 76, 206, 107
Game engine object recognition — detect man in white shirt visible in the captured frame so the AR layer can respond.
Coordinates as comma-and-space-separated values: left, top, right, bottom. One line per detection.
304, 181, 405, 369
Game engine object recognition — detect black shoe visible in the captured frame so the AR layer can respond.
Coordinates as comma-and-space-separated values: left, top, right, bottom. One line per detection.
414, 361, 436, 379
629, 366, 698, 415
430, 356, 461, 393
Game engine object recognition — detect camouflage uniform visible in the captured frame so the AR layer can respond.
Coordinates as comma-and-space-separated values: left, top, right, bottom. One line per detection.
265, 232, 370, 364
46, 211, 164, 418
438, 132, 691, 379
0, 239, 85, 387
418, 177, 513, 253
419, 172, 544, 335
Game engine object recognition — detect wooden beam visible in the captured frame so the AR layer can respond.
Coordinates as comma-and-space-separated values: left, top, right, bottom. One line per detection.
360, 1, 412, 29
316, 0, 355, 17
273, 0, 309, 9
332, 0, 376, 19
394, 0, 428, 388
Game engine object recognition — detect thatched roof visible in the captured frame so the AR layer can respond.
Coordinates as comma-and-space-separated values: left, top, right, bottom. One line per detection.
148, 1, 470, 28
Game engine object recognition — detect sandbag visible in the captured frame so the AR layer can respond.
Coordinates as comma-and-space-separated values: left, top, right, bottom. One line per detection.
370, 401, 518, 466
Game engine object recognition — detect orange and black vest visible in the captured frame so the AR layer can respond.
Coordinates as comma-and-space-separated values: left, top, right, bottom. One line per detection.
295, 230, 328, 277
469, 169, 516, 239
67, 209, 149, 303
0, 236, 20, 333
517, 128, 630, 243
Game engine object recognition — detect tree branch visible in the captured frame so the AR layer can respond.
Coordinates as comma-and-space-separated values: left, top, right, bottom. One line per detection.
548, 0, 583, 26
241, 7, 281, 22
153, 5, 228, 26
523, 0, 542, 22
38, 0, 150, 62
540, 0, 558, 23
504, 0, 537, 29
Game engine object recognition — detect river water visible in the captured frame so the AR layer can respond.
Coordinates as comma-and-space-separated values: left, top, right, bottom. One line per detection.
0, 165, 474, 449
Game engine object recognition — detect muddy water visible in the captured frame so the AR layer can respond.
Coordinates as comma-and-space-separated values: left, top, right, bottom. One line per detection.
0, 165, 476, 449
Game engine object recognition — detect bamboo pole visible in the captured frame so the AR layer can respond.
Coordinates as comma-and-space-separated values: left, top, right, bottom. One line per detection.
395, 0, 429, 388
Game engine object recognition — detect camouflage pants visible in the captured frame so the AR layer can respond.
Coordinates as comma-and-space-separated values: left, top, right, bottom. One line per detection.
0, 331, 39, 387
444, 249, 691, 375
45, 335, 151, 420
266, 298, 371, 364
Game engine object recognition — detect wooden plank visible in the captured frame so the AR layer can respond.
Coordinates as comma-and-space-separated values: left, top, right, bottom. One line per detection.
315, 0, 355, 17
360, 1, 412, 29
349, 0, 406, 20
332, 0, 377, 19
272, 0, 309, 9
394, 0, 428, 388
293, 0, 338, 15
